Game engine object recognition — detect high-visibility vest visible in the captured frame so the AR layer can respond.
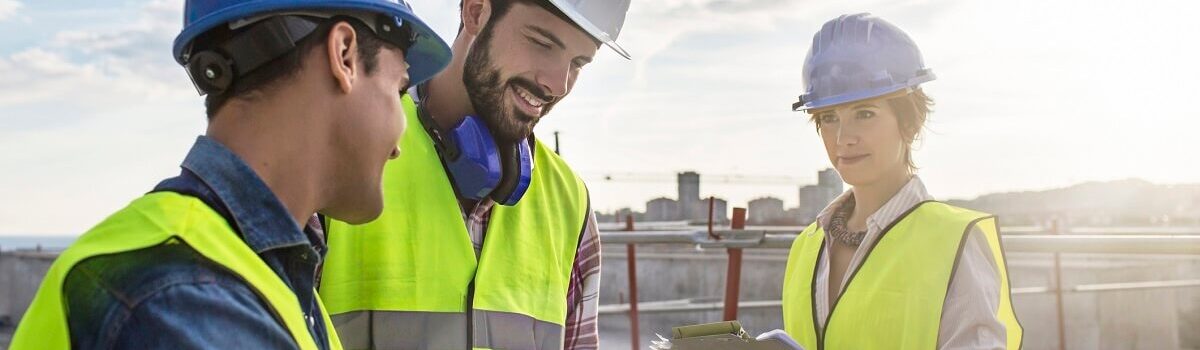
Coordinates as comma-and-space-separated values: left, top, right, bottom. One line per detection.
782, 201, 1022, 349
10, 192, 342, 350
320, 95, 589, 349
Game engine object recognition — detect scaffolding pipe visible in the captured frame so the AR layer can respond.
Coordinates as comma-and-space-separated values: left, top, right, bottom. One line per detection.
624, 215, 639, 350
722, 208, 747, 321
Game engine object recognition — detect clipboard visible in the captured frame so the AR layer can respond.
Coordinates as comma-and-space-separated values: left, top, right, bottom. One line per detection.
653, 321, 804, 350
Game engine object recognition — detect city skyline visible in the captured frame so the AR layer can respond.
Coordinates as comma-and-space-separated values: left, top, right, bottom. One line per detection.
598, 169, 843, 225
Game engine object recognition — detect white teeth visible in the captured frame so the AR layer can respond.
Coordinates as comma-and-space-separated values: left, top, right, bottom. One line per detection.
516, 88, 544, 107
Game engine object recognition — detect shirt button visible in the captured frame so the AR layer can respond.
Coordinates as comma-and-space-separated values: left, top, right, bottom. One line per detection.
306, 315, 315, 326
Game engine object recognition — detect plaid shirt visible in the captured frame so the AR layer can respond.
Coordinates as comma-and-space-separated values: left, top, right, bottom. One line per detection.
465, 199, 602, 350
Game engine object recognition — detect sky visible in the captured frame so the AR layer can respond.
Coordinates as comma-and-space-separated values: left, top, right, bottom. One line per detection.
2, 0, 1199, 235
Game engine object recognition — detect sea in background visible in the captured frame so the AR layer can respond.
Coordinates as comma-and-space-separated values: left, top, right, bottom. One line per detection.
0, 235, 77, 251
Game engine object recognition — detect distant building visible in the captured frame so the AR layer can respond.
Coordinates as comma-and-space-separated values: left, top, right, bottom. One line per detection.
797, 168, 843, 224
645, 197, 678, 222
785, 208, 804, 225
798, 185, 824, 224
596, 207, 644, 224
681, 195, 724, 222
712, 197, 729, 224
748, 197, 786, 225
691, 197, 729, 224
818, 168, 844, 194
677, 171, 701, 221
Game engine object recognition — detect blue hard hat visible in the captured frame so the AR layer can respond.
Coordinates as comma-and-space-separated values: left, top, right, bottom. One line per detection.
793, 13, 934, 112
173, 0, 451, 87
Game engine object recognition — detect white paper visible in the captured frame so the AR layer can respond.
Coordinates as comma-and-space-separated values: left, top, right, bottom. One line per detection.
755, 329, 804, 350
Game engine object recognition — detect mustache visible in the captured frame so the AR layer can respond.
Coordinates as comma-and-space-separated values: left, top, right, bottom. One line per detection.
507, 77, 555, 105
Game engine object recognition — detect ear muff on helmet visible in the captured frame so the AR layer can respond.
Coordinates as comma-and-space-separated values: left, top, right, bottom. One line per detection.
186, 50, 235, 95
182, 15, 320, 96
183, 13, 418, 97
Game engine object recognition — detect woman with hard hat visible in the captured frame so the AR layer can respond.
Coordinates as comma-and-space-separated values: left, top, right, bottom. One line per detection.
781, 13, 1023, 349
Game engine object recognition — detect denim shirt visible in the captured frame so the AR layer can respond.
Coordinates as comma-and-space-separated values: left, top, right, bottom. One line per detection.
62, 136, 331, 350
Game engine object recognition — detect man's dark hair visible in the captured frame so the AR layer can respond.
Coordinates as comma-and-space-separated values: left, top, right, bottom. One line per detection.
458, 0, 574, 34
195, 16, 388, 120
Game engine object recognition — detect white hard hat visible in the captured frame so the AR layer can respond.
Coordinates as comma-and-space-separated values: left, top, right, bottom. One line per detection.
546, 0, 632, 59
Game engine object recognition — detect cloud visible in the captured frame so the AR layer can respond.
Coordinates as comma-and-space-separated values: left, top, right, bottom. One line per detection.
0, 0, 205, 234
0, 0, 187, 130
0, 0, 20, 21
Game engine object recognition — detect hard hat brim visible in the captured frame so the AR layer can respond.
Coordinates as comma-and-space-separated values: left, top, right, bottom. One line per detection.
545, 0, 631, 59
794, 75, 935, 112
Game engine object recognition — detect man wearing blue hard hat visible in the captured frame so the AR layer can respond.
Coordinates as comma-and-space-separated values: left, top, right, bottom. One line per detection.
9, 1, 450, 349
319, 0, 630, 348
780, 14, 1023, 349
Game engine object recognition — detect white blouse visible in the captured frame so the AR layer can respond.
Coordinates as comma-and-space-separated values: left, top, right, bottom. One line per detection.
811, 175, 1008, 349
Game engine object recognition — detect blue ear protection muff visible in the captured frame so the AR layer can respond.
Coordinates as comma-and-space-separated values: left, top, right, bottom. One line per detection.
416, 96, 533, 206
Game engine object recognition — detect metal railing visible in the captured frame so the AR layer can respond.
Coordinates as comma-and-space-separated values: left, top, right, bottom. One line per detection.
596, 279, 1200, 315
599, 230, 1200, 254
597, 202, 1200, 350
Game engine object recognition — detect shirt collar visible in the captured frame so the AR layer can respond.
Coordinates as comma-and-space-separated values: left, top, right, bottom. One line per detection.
180, 136, 312, 253
816, 175, 932, 232
866, 175, 932, 232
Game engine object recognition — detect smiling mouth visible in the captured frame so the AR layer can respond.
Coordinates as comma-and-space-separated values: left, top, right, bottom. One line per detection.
510, 85, 548, 118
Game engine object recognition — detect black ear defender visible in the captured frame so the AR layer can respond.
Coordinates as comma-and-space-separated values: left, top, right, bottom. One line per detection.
186, 50, 235, 95
370, 13, 417, 51
182, 14, 414, 97
182, 15, 320, 96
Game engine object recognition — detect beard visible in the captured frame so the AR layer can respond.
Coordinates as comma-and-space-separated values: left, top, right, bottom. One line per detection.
462, 22, 559, 143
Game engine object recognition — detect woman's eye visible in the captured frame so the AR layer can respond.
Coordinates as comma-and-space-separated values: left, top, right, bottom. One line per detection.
819, 114, 838, 124
856, 110, 876, 119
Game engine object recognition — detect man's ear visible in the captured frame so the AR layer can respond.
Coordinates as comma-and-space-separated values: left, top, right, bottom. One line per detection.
326, 21, 360, 94
460, 0, 493, 38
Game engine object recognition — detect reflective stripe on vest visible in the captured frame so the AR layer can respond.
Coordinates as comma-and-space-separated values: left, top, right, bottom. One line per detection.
331, 309, 564, 350
781, 201, 1023, 350
9, 192, 342, 350
320, 95, 588, 349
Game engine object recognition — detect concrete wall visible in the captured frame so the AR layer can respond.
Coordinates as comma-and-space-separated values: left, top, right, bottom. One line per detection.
1005, 252, 1197, 349
598, 244, 1200, 350
0, 251, 56, 328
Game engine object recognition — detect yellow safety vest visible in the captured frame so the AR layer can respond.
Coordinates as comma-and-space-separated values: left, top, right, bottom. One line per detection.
10, 192, 342, 350
320, 95, 589, 349
782, 201, 1022, 349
